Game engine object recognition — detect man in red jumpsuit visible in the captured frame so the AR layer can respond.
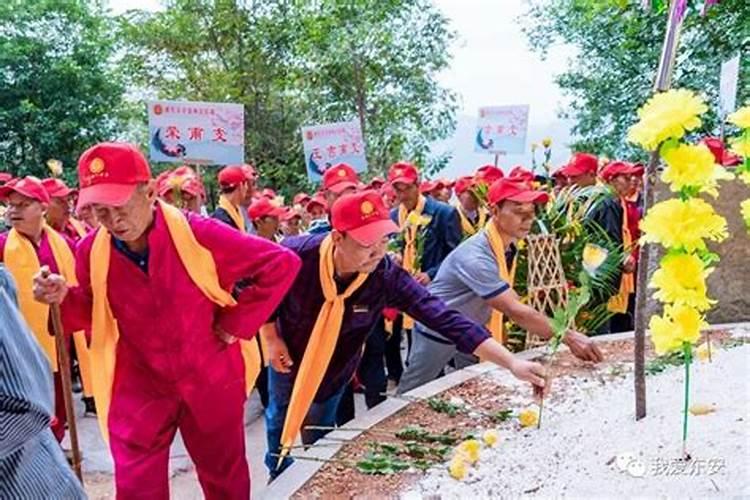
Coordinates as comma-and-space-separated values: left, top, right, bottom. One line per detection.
33, 142, 301, 499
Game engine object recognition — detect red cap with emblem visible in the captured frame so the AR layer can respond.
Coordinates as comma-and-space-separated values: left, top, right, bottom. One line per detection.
77, 142, 151, 209
42, 178, 76, 198
453, 175, 475, 196
600, 161, 641, 181
508, 166, 535, 183
331, 190, 400, 246
488, 178, 549, 206
218, 165, 246, 188
248, 197, 285, 220
475, 165, 504, 185
387, 162, 419, 185
306, 194, 327, 213
323, 163, 360, 194
560, 152, 598, 177
0, 176, 51, 204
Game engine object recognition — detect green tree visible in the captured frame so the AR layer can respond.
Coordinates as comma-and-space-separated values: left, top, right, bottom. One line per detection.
118, 0, 457, 197
0, 0, 126, 183
521, 0, 748, 159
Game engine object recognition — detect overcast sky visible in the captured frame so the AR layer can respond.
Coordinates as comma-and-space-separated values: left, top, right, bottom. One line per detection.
111, 0, 576, 176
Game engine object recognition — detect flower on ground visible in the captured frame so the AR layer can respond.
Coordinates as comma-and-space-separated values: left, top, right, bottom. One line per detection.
727, 105, 750, 129
482, 429, 500, 448
518, 408, 539, 428
695, 341, 713, 362
448, 456, 468, 480
742, 199, 750, 233
627, 89, 708, 150
649, 304, 705, 355
455, 439, 481, 464
639, 198, 728, 251
649, 253, 714, 311
661, 143, 733, 196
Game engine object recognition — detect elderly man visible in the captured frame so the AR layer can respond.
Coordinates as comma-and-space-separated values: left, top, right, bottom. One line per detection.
263, 189, 548, 479
398, 179, 603, 393
33, 142, 301, 500
0, 176, 77, 442
307, 163, 360, 235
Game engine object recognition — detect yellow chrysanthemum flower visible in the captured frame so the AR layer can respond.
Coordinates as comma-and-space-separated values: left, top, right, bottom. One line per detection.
649, 304, 705, 355
582, 243, 609, 275
649, 253, 714, 311
661, 143, 732, 196
727, 105, 750, 129
482, 429, 500, 448
448, 456, 468, 480
729, 135, 750, 158
455, 439, 481, 464
639, 198, 728, 251
742, 199, 750, 232
627, 89, 708, 151
518, 408, 539, 428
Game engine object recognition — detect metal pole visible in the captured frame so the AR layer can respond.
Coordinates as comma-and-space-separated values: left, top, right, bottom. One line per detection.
633, 0, 684, 421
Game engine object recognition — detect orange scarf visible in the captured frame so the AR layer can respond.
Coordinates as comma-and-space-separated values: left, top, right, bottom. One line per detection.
607, 198, 635, 314
484, 222, 517, 344
456, 205, 487, 236
219, 195, 246, 232
88, 201, 259, 440
397, 195, 427, 329
68, 217, 88, 238
277, 235, 368, 466
3, 225, 77, 371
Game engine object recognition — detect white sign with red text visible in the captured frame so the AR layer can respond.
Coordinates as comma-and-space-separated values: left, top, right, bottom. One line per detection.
302, 120, 367, 182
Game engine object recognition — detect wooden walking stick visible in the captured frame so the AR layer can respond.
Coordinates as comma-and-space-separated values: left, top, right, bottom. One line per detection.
42, 268, 83, 482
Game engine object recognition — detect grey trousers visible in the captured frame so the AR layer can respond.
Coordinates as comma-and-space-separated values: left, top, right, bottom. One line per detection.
397, 324, 478, 394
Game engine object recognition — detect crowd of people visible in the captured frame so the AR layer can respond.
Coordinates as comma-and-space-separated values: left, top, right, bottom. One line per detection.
0, 135, 739, 498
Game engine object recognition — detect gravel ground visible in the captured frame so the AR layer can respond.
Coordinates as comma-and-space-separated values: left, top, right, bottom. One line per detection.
406, 338, 750, 499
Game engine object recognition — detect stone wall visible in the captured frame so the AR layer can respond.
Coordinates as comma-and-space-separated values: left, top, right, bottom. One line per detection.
644, 179, 750, 323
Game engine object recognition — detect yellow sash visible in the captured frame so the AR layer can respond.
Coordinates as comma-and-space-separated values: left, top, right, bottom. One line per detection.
278, 235, 368, 464
456, 205, 487, 236
68, 217, 88, 238
219, 195, 246, 232
4, 225, 77, 371
397, 195, 426, 329
484, 222, 517, 344
607, 198, 635, 314
88, 200, 259, 440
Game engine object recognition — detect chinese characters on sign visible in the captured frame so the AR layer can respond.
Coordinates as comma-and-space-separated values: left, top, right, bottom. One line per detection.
301, 120, 367, 182
148, 100, 244, 165
474, 105, 530, 155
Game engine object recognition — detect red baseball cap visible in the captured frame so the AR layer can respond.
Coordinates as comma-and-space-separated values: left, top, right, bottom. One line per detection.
368, 177, 386, 189
387, 162, 419, 185
42, 178, 76, 198
600, 161, 641, 181
248, 197, 285, 220
281, 207, 302, 221
293, 193, 312, 206
0, 176, 51, 204
77, 142, 151, 208
261, 188, 277, 199
454, 175, 475, 196
331, 190, 400, 246
218, 165, 247, 188
488, 178, 549, 206
475, 165, 504, 185
306, 195, 328, 213
561, 153, 598, 177
420, 180, 437, 194
0, 172, 12, 184
323, 163, 360, 194
239, 163, 258, 180
508, 166, 535, 183
438, 178, 454, 189
701, 137, 742, 167
159, 166, 204, 197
